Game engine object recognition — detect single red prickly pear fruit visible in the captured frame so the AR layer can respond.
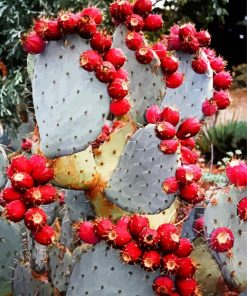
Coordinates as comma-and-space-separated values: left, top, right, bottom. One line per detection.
104, 48, 126, 69
165, 72, 184, 89
190, 164, 202, 182
58, 12, 77, 34
168, 33, 181, 51
90, 31, 112, 53
175, 238, 193, 257
191, 56, 208, 74
179, 138, 196, 150
176, 117, 201, 139
176, 278, 199, 296
161, 253, 180, 275
125, 31, 144, 51
143, 14, 163, 32
113, 68, 129, 81
175, 165, 194, 184
110, 98, 130, 116
29, 155, 47, 170
196, 30, 211, 46
6, 200, 27, 222
237, 197, 247, 221
202, 99, 218, 117
77, 16, 97, 39
32, 165, 54, 185
226, 160, 247, 187
107, 79, 129, 100
141, 250, 161, 271
80, 50, 102, 72
152, 276, 174, 296
212, 90, 230, 110
94, 218, 115, 239
210, 227, 234, 252
179, 182, 200, 203
159, 139, 179, 154
21, 138, 32, 152
156, 121, 176, 140
78, 221, 100, 244
177, 257, 196, 278
180, 146, 198, 165
181, 37, 200, 54
158, 223, 179, 253
178, 23, 196, 41
204, 48, 216, 60
108, 226, 132, 247
210, 56, 225, 73
128, 215, 149, 238
133, 0, 152, 17
95, 61, 116, 83
44, 20, 62, 40
34, 225, 56, 245
145, 105, 161, 123
116, 216, 130, 229
33, 18, 48, 38
135, 46, 154, 64
213, 71, 232, 90
193, 217, 204, 237
151, 42, 167, 60
23, 187, 43, 206
11, 155, 32, 174
162, 177, 178, 194
21, 31, 46, 54
110, 0, 133, 22
2, 187, 22, 203
121, 241, 142, 264
160, 107, 180, 126
161, 55, 179, 75
11, 173, 34, 191
81, 7, 103, 25
138, 227, 160, 249
24, 207, 47, 232
39, 184, 57, 204
125, 14, 144, 32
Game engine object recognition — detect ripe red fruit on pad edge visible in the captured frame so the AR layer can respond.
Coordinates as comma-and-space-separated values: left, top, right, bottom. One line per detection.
34, 225, 56, 245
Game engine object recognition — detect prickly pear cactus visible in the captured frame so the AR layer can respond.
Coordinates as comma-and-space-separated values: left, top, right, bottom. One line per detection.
0, 145, 8, 188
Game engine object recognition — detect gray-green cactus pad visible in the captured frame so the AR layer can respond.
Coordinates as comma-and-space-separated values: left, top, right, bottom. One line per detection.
0, 217, 22, 295
113, 25, 165, 124
105, 124, 179, 214
204, 186, 247, 290
33, 34, 110, 158
67, 242, 158, 296
0, 145, 8, 188
161, 51, 213, 121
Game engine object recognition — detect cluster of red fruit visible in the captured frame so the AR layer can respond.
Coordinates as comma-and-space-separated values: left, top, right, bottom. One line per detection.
78, 214, 199, 296
1, 155, 58, 245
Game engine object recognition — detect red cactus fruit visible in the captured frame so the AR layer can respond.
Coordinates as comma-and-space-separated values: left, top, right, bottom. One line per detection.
34, 225, 56, 245
125, 14, 144, 31
202, 99, 218, 117
152, 276, 174, 296
145, 105, 161, 123
210, 227, 234, 252
193, 217, 204, 237
191, 56, 208, 74
11, 173, 34, 191
180, 138, 196, 150
203, 48, 216, 60
176, 117, 201, 139
210, 56, 225, 73
161, 254, 180, 274
159, 139, 179, 154
165, 72, 184, 89
21, 31, 46, 54
213, 71, 232, 90
143, 14, 163, 32
107, 226, 132, 247
178, 23, 196, 41
212, 90, 230, 110
77, 16, 97, 39
158, 223, 179, 253
78, 221, 100, 244
21, 138, 33, 152
181, 37, 200, 54
110, 0, 133, 22
107, 79, 129, 100
34, 18, 48, 38
168, 33, 181, 51
113, 68, 129, 81
95, 61, 116, 83
94, 218, 115, 239
179, 182, 200, 203
58, 12, 77, 34
6, 200, 27, 222
2, 187, 22, 203
135, 46, 154, 64
39, 184, 57, 204
138, 227, 160, 249
189, 165, 202, 182
125, 32, 144, 51
128, 214, 149, 238
133, 0, 152, 17
161, 56, 179, 75
121, 241, 142, 264
29, 155, 47, 171
32, 165, 54, 184
81, 7, 103, 25
151, 42, 167, 60
176, 278, 199, 296
226, 160, 247, 187
90, 31, 112, 53
160, 107, 180, 126
175, 238, 193, 257
116, 216, 130, 229
110, 98, 130, 116
196, 30, 211, 47
237, 197, 247, 221
24, 207, 47, 232
177, 257, 196, 278
104, 48, 126, 69
175, 165, 195, 184
141, 250, 161, 271
23, 187, 43, 206
180, 146, 198, 165
80, 50, 102, 72
11, 155, 32, 174
162, 177, 179, 194
156, 121, 176, 140
34, 19, 61, 40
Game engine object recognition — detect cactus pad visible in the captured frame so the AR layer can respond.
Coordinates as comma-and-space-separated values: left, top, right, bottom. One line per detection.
0, 145, 8, 189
